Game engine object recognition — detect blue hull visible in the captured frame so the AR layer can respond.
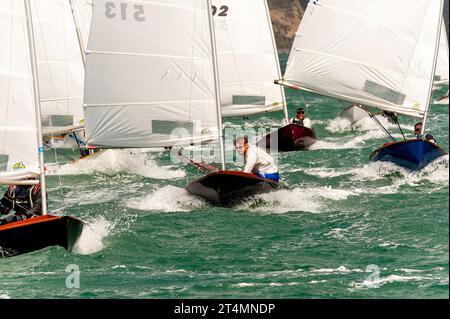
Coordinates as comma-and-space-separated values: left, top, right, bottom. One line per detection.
369, 139, 447, 170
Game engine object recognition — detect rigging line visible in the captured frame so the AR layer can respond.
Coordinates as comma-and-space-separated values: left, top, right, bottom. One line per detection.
44, 142, 79, 162
361, 106, 396, 142
395, 117, 406, 140
51, 139, 67, 208
71, 132, 85, 158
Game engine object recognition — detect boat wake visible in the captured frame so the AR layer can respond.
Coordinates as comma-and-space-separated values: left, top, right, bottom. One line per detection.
326, 115, 410, 134
236, 186, 356, 214
127, 185, 206, 213
47, 149, 185, 179
309, 130, 386, 150
306, 155, 448, 184
73, 216, 115, 255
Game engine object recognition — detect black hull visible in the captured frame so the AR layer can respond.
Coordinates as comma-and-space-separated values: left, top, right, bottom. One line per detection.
0, 215, 84, 258
258, 124, 316, 152
186, 171, 281, 207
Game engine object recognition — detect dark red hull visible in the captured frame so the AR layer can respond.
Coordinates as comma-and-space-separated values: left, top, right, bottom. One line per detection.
258, 124, 316, 152
0, 214, 84, 258
186, 170, 281, 207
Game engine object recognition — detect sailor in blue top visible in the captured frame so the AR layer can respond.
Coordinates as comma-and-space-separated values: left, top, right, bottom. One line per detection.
414, 122, 436, 144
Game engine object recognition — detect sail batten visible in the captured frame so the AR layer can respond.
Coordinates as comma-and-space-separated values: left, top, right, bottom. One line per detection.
284, 0, 443, 119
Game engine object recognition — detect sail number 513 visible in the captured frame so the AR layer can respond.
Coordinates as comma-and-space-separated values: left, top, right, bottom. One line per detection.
105, 2, 146, 22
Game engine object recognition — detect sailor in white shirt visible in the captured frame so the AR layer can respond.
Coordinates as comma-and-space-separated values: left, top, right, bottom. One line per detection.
290, 108, 312, 129
235, 136, 280, 182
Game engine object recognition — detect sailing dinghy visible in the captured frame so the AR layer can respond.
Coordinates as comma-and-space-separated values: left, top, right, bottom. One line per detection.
276, 0, 448, 170
0, 0, 83, 257
82, 0, 282, 205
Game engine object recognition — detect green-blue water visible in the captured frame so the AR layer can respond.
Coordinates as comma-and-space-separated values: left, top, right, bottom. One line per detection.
1, 55, 448, 299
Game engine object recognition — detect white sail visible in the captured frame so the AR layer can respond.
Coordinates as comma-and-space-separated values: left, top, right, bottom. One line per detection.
213, 0, 285, 117
435, 21, 449, 84
284, 0, 443, 118
31, 0, 85, 132
84, 0, 219, 148
0, 1, 39, 183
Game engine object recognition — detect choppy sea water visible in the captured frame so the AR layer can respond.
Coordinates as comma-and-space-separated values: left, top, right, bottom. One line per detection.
0, 55, 448, 299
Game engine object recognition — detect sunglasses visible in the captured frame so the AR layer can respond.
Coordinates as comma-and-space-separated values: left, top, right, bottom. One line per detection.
414, 128, 421, 132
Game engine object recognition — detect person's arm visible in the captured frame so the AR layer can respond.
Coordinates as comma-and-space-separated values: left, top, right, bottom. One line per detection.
425, 134, 436, 144
243, 150, 257, 173
303, 118, 312, 129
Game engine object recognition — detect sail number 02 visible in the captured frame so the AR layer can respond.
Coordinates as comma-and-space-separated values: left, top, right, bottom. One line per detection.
212, 5, 229, 16
105, 2, 146, 22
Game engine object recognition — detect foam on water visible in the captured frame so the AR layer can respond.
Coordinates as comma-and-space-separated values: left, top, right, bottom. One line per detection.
305, 155, 449, 187
326, 114, 409, 134
349, 274, 432, 291
310, 130, 386, 150
237, 186, 356, 214
0, 293, 10, 299
128, 185, 206, 213
73, 216, 114, 255
48, 149, 185, 179
327, 117, 354, 133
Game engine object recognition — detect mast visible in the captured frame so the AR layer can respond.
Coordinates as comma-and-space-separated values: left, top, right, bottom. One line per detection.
24, 0, 48, 214
264, 0, 289, 124
421, 0, 444, 135
68, 0, 86, 67
207, 0, 226, 170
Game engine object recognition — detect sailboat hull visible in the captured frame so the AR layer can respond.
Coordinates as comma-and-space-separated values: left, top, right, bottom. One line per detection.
258, 124, 316, 152
186, 171, 281, 207
0, 214, 84, 258
369, 139, 447, 170
339, 105, 370, 123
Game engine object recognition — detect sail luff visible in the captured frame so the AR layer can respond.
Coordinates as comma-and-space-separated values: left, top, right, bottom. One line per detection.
263, 0, 288, 123
208, 0, 225, 170
24, 0, 47, 214
69, 0, 86, 67
435, 20, 449, 83
421, 0, 444, 134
